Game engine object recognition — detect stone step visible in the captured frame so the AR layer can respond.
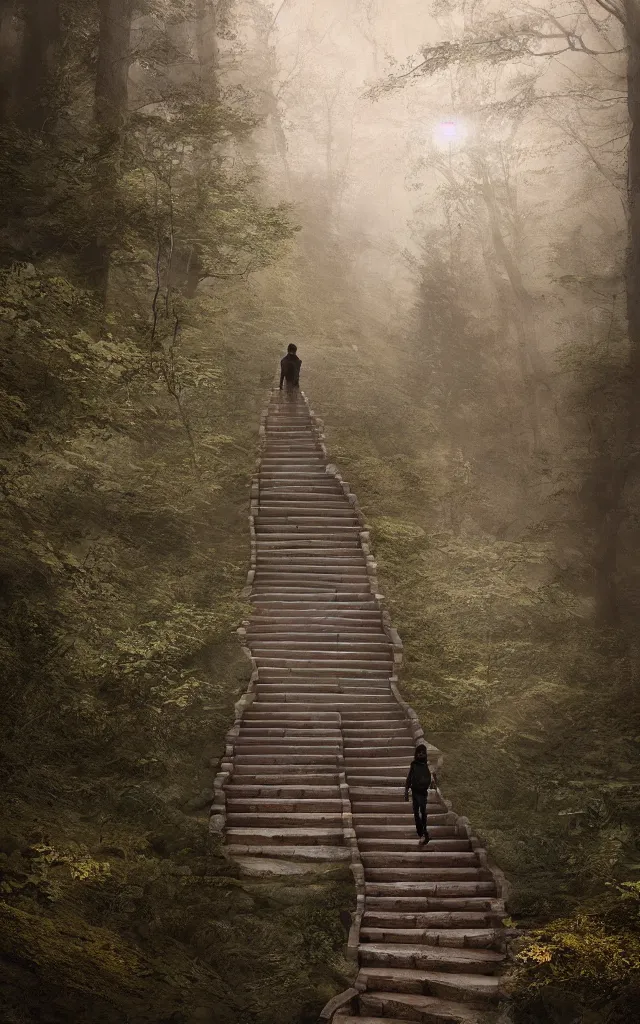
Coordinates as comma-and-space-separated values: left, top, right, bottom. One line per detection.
235, 720, 343, 730
230, 772, 339, 784
359, 969, 502, 1005
257, 510, 359, 520
344, 756, 416, 767
226, 828, 344, 846
365, 883, 497, 899
253, 689, 392, 700
257, 495, 350, 504
226, 844, 350, 862
227, 813, 343, 827
355, 827, 459, 839
358, 943, 504, 974
225, 798, 343, 812
251, 631, 386, 643
245, 705, 398, 717
256, 554, 366, 563
252, 687, 394, 698
353, 815, 451, 826
237, 729, 342, 739
359, 991, 485, 1023
231, 758, 339, 772
234, 743, 341, 755
346, 745, 415, 754
253, 576, 370, 585
362, 911, 500, 930
252, 588, 375, 598
256, 524, 362, 532
225, 785, 340, 798
358, 840, 472, 853
256, 518, 361, 528
255, 544, 362, 552
250, 604, 380, 614
248, 623, 385, 632
344, 728, 414, 737
251, 643, 391, 655
251, 589, 373, 599
246, 610, 380, 618
256, 690, 392, 703
346, 771, 424, 782
250, 604, 379, 614
252, 589, 373, 599
365, 898, 504, 915
253, 682, 396, 692
255, 684, 390, 696
258, 505, 356, 514
253, 652, 392, 665
361, 852, 479, 867
364, 869, 491, 883
248, 635, 389, 646
254, 558, 368, 566
345, 774, 425, 785
259, 486, 341, 492
242, 710, 341, 720
256, 671, 392, 682
233, 752, 340, 764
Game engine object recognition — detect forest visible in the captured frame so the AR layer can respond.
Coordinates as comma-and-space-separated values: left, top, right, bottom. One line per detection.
0, 1, 639, 1022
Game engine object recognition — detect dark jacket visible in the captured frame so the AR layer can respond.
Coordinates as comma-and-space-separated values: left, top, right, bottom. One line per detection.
280, 353, 301, 387
405, 758, 431, 794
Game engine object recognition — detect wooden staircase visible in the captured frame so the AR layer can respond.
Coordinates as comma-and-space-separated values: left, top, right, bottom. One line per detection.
213, 388, 507, 1023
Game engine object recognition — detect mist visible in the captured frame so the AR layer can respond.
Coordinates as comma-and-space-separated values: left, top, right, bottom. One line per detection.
0, 2, 638, 1023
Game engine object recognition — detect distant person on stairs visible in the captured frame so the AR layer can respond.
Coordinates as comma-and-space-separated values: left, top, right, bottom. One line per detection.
279, 343, 301, 390
405, 743, 436, 847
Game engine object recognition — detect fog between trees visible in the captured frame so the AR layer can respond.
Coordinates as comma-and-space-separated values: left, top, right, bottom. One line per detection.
1, 1, 639, 1023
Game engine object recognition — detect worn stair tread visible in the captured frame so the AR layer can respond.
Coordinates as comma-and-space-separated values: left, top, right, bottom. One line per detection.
359, 943, 504, 965
359, 967, 502, 997
226, 843, 350, 861
360, 991, 486, 1022
360, 927, 499, 948
227, 827, 343, 840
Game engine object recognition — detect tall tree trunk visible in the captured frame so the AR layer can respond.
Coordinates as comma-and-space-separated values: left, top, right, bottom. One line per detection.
174, 0, 219, 298
584, 1, 640, 624
87, 0, 133, 301
17, 0, 61, 131
474, 157, 547, 452
0, 0, 18, 124
195, 0, 219, 102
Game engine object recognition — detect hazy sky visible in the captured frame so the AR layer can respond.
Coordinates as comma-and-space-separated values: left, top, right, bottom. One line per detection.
242, 0, 626, 336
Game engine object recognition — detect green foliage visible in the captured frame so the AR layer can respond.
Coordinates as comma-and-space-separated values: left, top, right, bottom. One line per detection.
512, 883, 640, 1022
0, 4, 348, 1023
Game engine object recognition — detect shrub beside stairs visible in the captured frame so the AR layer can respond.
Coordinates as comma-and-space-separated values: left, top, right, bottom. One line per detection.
210, 388, 512, 1024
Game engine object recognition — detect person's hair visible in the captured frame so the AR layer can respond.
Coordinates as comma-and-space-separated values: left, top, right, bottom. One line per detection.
287, 343, 297, 354
415, 744, 427, 755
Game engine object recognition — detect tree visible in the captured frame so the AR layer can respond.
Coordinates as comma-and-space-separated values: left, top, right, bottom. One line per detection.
88, 0, 134, 299
367, 0, 636, 622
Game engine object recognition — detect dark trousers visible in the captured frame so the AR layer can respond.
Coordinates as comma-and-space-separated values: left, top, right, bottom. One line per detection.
412, 790, 428, 838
